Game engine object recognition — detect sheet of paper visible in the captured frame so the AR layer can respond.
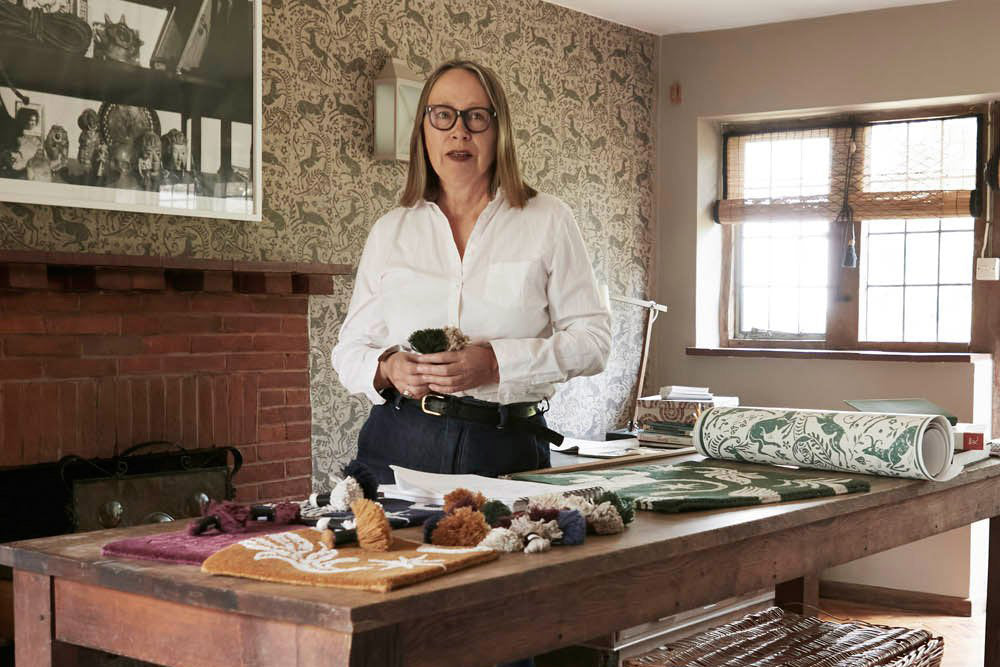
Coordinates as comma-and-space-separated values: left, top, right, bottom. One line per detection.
388, 465, 599, 505
551, 436, 640, 455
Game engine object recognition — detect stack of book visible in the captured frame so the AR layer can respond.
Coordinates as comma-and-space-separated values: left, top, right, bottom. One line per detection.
659, 385, 714, 401
635, 392, 739, 448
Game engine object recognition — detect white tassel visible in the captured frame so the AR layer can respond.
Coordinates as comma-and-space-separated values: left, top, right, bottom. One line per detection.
326, 476, 364, 512
478, 527, 523, 553
523, 534, 551, 554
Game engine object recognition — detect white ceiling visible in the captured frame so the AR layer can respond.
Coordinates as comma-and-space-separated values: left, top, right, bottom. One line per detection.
543, 0, 950, 35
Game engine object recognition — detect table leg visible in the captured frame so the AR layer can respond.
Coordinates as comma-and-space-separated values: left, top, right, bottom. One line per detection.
775, 574, 819, 616
13, 570, 53, 666
986, 516, 1000, 666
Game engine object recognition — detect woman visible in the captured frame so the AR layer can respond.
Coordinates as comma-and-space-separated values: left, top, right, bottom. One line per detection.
332, 59, 610, 487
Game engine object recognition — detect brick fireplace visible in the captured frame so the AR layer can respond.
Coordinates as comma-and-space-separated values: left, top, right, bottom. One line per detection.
0, 250, 348, 503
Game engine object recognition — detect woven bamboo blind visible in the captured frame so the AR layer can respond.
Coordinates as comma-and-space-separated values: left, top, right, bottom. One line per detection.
717, 116, 979, 224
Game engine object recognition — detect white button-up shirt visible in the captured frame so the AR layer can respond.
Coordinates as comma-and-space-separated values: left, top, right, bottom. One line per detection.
331, 191, 611, 406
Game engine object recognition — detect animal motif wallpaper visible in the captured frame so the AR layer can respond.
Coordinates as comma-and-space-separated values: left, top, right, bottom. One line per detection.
0, 0, 656, 487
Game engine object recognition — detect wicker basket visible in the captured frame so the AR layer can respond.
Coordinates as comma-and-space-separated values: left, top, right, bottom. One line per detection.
623, 607, 944, 667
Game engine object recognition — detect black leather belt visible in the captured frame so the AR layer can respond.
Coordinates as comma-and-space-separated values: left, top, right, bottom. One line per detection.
386, 389, 564, 445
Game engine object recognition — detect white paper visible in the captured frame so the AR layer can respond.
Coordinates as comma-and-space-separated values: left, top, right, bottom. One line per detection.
387, 465, 597, 505
551, 436, 640, 455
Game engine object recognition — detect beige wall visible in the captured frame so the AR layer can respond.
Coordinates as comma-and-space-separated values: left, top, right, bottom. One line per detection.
655, 0, 1000, 598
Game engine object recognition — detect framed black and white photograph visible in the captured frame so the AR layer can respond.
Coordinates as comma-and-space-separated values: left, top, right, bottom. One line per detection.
0, 0, 261, 221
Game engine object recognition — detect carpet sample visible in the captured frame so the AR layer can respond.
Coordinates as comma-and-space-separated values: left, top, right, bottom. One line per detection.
202, 529, 498, 592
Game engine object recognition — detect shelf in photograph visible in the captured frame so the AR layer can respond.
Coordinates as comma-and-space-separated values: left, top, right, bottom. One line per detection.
0, 42, 251, 124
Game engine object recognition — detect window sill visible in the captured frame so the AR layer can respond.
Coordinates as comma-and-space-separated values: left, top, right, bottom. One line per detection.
686, 347, 989, 363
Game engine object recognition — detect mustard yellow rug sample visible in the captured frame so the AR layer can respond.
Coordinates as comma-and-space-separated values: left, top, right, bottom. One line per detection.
202, 528, 498, 592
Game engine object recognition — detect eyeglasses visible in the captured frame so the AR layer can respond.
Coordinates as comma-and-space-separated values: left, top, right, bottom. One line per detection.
424, 105, 496, 133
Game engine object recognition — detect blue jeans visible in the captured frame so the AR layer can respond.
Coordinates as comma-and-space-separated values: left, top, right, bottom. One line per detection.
357, 395, 551, 483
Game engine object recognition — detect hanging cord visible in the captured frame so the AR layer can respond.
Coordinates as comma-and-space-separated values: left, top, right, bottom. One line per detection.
983, 101, 999, 258
0, 3, 93, 56
837, 126, 860, 268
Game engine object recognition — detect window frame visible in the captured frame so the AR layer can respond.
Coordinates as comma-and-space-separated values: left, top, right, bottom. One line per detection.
719, 103, 989, 353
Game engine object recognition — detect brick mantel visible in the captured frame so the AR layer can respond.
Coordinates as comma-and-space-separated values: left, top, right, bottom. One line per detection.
0, 251, 350, 502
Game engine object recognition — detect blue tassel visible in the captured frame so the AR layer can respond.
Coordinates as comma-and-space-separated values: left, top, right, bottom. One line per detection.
422, 511, 446, 543
557, 510, 586, 545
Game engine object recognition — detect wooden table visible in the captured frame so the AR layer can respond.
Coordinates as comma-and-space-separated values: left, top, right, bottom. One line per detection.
4, 457, 1000, 666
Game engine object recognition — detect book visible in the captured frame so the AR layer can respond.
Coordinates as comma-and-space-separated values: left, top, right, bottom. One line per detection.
637, 431, 693, 446
660, 385, 709, 395
954, 423, 985, 451
636, 395, 740, 428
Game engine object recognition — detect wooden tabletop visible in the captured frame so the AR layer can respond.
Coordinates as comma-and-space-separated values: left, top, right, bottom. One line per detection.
4, 456, 1000, 640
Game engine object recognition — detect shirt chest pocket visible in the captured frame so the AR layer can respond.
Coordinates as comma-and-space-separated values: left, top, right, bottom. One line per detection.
484, 260, 547, 309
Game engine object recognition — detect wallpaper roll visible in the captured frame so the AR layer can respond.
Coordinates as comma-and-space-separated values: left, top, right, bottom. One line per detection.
693, 407, 959, 481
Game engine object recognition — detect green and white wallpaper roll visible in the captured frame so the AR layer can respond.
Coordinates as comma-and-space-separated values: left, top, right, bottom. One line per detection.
693, 407, 958, 481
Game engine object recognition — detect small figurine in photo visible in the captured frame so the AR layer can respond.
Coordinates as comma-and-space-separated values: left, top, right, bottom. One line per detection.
77, 109, 101, 174
136, 131, 162, 191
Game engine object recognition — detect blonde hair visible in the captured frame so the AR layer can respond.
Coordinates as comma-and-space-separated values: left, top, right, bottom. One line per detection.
400, 59, 536, 209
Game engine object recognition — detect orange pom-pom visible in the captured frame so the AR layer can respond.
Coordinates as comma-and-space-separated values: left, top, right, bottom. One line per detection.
351, 499, 392, 551
443, 488, 486, 514
431, 507, 490, 547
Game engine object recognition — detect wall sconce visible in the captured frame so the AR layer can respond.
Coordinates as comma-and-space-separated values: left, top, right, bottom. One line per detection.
374, 58, 423, 161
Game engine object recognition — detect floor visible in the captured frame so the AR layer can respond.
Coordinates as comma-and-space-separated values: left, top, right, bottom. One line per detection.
820, 598, 984, 667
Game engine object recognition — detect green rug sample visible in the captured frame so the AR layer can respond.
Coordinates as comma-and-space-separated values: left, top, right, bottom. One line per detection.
512, 460, 870, 513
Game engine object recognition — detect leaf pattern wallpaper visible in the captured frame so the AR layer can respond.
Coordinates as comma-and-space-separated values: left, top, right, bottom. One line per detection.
0, 0, 656, 487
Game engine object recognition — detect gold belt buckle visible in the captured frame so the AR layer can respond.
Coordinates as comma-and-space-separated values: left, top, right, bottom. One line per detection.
420, 394, 446, 416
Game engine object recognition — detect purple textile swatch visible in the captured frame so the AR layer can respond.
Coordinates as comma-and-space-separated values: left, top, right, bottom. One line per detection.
102, 521, 298, 566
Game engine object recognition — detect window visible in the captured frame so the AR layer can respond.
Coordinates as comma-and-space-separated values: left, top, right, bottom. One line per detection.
717, 106, 984, 349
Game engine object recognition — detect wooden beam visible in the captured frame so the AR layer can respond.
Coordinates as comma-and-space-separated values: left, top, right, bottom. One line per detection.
775, 574, 819, 616
987, 515, 1000, 666
14, 571, 53, 666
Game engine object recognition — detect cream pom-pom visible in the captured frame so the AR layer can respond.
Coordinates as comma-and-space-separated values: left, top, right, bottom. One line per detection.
479, 527, 523, 553
326, 476, 364, 512
523, 534, 551, 554
509, 515, 563, 542
588, 501, 625, 535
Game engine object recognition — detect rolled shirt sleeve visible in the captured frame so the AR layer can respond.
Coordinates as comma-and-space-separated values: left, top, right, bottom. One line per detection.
330, 220, 394, 405
489, 205, 611, 404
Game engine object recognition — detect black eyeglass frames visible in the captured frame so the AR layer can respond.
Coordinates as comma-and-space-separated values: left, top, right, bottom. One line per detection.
424, 105, 496, 133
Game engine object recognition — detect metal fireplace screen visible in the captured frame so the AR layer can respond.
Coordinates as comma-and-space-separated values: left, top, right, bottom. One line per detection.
0, 441, 241, 542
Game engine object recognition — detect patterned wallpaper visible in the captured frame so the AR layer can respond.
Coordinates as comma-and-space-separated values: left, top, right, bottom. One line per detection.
0, 0, 656, 487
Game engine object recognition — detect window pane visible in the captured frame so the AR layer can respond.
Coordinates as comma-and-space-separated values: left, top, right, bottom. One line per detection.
740, 288, 769, 333
865, 287, 903, 341
769, 287, 799, 333
867, 123, 908, 191
744, 142, 772, 198
906, 218, 939, 233
770, 237, 799, 286
941, 117, 978, 190
799, 288, 827, 334
939, 231, 974, 284
741, 238, 769, 286
799, 237, 828, 287
906, 120, 944, 190
865, 233, 904, 285
904, 233, 939, 285
868, 219, 905, 234
741, 221, 770, 237
941, 217, 974, 231
866, 117, 978, 192
904, 286, 937, 342
938, 285, 972, 343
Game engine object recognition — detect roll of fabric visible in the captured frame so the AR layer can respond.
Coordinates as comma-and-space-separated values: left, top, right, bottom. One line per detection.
693, 406, 958, 481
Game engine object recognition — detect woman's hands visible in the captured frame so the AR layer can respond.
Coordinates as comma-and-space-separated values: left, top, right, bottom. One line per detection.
376, 351, 430, 399
416, 345, 499, 395
376, 345, 499, 399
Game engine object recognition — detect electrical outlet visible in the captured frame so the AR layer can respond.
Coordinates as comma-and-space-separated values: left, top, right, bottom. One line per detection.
976, 257, 1000, 281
